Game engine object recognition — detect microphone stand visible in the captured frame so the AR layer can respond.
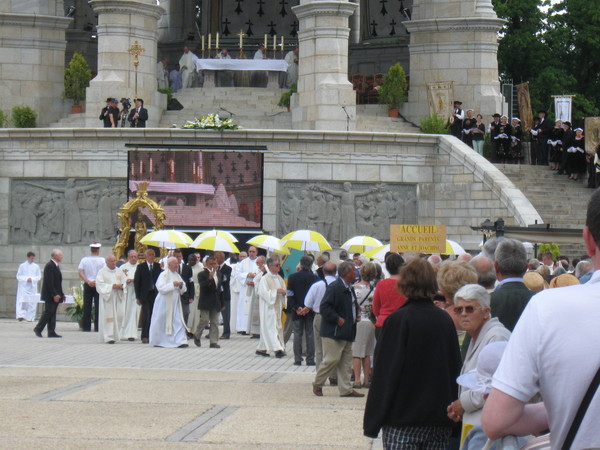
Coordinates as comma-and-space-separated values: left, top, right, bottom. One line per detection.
341, 105, 350, 132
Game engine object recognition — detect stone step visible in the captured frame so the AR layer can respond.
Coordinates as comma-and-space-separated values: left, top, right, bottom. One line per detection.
49, 113, 86, 128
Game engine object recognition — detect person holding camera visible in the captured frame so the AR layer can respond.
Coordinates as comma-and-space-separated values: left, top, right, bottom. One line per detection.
99, 98, 118, 128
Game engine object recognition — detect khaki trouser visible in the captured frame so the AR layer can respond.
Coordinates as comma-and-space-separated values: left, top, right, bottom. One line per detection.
314, 314, 337, 381
195, 309, 220, 345
313, 337, 353, 395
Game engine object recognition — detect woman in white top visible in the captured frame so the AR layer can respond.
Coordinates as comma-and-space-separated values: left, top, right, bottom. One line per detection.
352, 262, 378, 388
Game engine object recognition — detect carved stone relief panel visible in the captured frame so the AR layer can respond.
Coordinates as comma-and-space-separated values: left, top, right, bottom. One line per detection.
276, 181, 417, 246
10, 178, 127, 245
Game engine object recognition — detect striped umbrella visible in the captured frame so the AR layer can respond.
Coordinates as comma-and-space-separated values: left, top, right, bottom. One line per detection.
194, 229, 238, 243
281, 229, 332, 252
362, 244, 390, 261
341, 235, 384, 253
139, 230, 193, 248
443, 240, 467, 256
246, 235, 290, 255
190, 234, 240, 253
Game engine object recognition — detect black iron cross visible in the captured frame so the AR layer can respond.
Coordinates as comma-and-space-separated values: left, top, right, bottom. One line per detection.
235, 0, 243, 15
257, 0, 265, 17
268, 21, 277, 37
222, 18, 231, 36
290, 20, 298, 37
245, 19, 254, 37
279, 0, 288, 17
389, 19, 396, 36
371, 20, 378, 37
380, 0, 388, 15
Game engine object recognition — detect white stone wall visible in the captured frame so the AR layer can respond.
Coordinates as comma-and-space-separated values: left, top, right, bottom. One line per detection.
0, 128, 541, 316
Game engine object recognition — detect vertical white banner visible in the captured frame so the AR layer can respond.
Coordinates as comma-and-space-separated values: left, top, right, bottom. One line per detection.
554, 96, 572, 123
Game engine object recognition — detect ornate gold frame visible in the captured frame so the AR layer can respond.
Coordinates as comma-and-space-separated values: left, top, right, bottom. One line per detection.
112, 182, 166, 261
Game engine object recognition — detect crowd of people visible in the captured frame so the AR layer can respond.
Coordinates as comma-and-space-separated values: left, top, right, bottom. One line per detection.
450, 103, 597, 186
18, 190, 600, 448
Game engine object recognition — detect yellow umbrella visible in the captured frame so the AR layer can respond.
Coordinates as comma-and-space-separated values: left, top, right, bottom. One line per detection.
281, 229, 332, 252
139, 230, 193, 248
362, 244, 390, 261
341, 235, 384, 253
443, 240, 467, 256
190, 234, 240, 253
194, 229, 238, 243
246, 235, 290, 255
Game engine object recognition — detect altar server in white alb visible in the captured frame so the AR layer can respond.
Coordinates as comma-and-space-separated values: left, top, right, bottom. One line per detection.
236, 247, 259, 333
150, 257, 189, 348
119, 249, 140, 341
256, 257, 286, 358
15, 251, 41, 322
179, 46, 198, 89
96, 255, 125, 344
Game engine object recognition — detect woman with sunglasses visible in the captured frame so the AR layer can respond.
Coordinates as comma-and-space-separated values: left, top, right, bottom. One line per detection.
447, 283, 511, 442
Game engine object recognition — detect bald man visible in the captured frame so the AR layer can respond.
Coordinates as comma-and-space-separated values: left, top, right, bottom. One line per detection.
95, 255, 125, 344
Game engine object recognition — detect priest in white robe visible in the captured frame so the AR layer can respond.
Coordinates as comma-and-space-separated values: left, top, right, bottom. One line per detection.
284, 47, 299, 89
228, 252, 245, 334
256, 257, 286, 357
236, 247, 259, 333
157, 57, 169, 89
119, 250, 140, 341
149, 256, 189, 348
96, 255, 125, 344
246, 256, 266, 336
179, 46, 198, 89
15, 251, 41, 322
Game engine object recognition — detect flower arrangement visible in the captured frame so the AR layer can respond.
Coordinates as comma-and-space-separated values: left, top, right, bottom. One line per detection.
180, 114, 239, 130
65, 284, 84, 323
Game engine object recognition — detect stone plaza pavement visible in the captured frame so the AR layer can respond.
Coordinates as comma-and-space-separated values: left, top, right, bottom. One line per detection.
0, 319, 379, 449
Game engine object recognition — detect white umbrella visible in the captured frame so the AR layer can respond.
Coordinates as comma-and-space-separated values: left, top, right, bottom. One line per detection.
246, 235, 290, 255
362, 244, 390, 261
139, 230, 193, 248
191, 234, 240, 253
341, 235, 384, 253
281, 229, 332, 252
443, 240, 467, 256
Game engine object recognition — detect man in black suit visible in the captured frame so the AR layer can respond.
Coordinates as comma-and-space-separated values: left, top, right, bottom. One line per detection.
173, 249, 195, 325
128, 98, 148, 128
134, 248, 162, 343
287, 255, 319, 365
215, 251, 232, 339
194, 256, 222, 348
536, 110, 553, 165
312, 261, 363, 398
490, 239, 533, 331
34, 249, 65, 338
450, 100, 464, 139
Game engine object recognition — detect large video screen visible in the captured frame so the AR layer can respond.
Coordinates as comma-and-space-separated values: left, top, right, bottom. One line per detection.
128, 150, 263, 230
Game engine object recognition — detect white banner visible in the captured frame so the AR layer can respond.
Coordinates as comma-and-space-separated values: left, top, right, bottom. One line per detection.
554, 96, 572, 123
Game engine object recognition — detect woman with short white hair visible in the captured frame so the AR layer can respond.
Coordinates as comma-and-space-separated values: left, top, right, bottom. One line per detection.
446, 284, 511, 440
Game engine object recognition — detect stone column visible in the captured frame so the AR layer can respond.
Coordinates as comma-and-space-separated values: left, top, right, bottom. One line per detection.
85, 0, 165, 127
401, 0, 505, 124
291, 0, 358, 131
0, 1, 71, 126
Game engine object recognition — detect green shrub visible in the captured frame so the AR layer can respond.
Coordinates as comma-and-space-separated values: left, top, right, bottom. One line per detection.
378, 63, 408, 110
12, 106, 37, 128
158, 87, 173, 104
64, 52, 91, 105
539, 243, 561, 260
420, 113, 449, 134
0, 110, 7, 128
278, 83, 297, 108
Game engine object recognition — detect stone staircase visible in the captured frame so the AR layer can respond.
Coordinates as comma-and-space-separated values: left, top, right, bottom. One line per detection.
498, 163, 592, 258
49, 112, 86, 128
159, 88, 420, 132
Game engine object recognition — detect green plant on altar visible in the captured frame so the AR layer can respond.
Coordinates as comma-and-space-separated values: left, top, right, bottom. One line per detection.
278, 83, 297, 109
65, 284, 84, 322
378, 63, 408, 111
420, 113, 450, 134
180, 114, 239, 130
539, 243, 561, 260
63, 52, 92, 106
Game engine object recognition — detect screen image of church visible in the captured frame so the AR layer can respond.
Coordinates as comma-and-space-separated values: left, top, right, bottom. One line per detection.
128, 150, 263, 229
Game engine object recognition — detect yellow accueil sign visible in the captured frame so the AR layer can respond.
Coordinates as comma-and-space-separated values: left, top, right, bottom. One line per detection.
390, 224, 447, 253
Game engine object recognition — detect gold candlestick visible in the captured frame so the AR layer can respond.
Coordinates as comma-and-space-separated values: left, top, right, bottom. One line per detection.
128, 40, 145, 98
